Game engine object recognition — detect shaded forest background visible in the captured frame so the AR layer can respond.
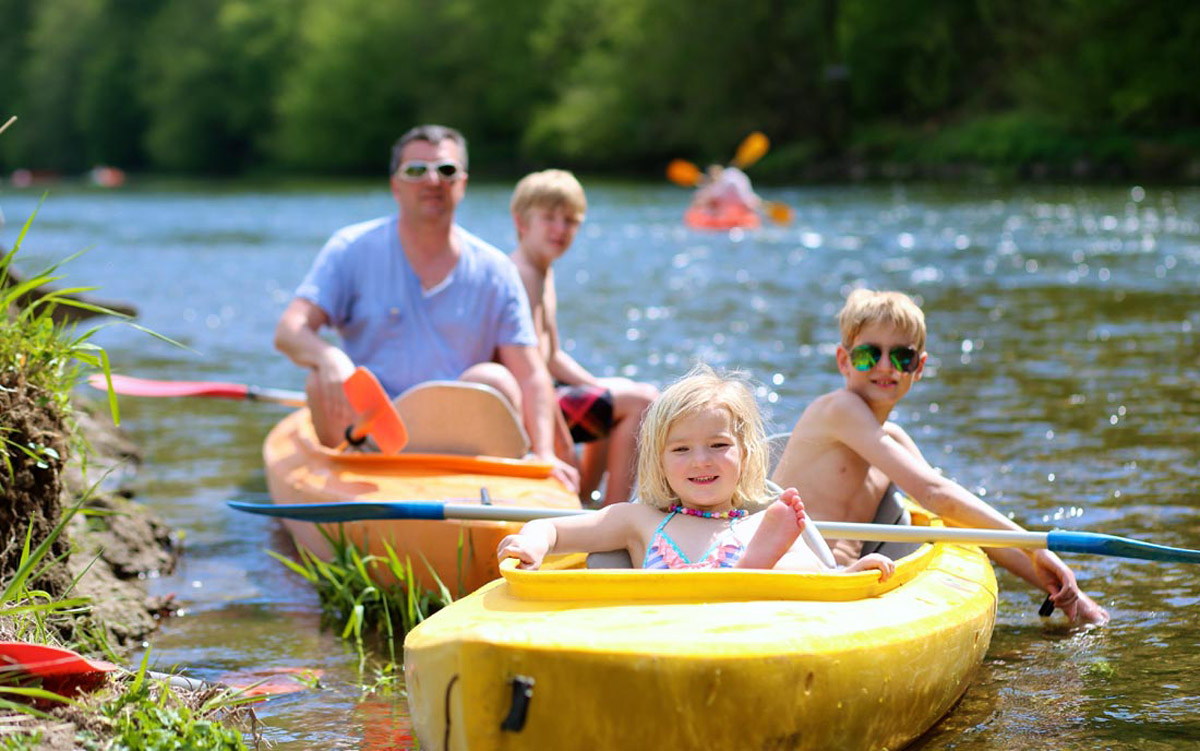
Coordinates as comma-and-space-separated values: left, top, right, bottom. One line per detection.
2, 0, 1199, 180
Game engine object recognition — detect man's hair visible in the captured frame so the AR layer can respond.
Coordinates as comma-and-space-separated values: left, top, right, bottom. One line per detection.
838, 289, 927, 351
635, 364, 769, 512
389, 124, 468, 175
510, 169, 587, 220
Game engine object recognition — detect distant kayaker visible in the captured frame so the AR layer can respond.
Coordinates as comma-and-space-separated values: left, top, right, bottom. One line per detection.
772, 289, 1110, 625
498, 364, 896, 577
508, 169, 658, 506
690, 164, 761, 216
274, 123, 579, 492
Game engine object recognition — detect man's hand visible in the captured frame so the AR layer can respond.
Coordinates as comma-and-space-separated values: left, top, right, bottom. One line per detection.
311, 349, 358, 444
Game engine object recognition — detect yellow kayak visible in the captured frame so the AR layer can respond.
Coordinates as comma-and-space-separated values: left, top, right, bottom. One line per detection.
403, 506, 997, 751
263, 400, 580, 593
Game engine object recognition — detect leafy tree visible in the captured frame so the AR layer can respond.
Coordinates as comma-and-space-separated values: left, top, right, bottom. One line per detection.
0, 0, 34, 170
8, 0, 106, 172
1007, 0, 1200, 131
525, 0, 825, 170
138, 0, 302, 173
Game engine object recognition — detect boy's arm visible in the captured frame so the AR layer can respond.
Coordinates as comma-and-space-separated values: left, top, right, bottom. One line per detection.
830, 392, 1108, 624
549, 349, 600, 386
828, 392, 1020, 531
541, 273, 601, 387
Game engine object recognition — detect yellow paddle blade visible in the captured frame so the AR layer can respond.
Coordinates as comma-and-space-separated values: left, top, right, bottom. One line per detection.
732, 132, 769, 168
764, 200, 793, 225
666, 159, 703, 187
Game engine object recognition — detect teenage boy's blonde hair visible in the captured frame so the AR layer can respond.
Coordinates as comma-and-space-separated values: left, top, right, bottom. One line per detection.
635, 365, 769, 512
510, 169, 587, 221
838, 289, 927, 352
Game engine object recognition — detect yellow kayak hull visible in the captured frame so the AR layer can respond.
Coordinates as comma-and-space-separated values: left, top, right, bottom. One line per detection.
403, 510, 997, 751
262, 409, 580, 593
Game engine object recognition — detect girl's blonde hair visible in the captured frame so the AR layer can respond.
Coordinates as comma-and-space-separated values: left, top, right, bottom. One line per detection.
635, 365, 769, 511
838, 288, 927, 351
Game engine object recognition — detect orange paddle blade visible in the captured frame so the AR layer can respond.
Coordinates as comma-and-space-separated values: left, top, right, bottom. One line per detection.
666, 159, 703, 187
343, 367, 408, 454
764, 200, 794, 225
732, 132, 769, 168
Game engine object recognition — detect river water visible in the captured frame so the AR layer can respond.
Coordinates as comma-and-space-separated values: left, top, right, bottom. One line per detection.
2, 179, 1198, 749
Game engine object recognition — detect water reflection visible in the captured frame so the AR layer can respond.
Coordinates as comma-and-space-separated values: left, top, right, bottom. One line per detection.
1, 180, 1197, 749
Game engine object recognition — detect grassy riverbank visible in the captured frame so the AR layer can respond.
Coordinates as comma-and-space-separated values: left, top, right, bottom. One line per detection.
1, 211, 257, 748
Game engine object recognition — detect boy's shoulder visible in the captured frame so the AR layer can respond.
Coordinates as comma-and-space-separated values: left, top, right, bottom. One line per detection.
808, 388, 868, 417
796, 388, 896, 439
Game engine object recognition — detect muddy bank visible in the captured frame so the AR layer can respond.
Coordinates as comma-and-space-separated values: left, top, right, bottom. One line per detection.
63, 401, 180, 647
0, 384, 178, 650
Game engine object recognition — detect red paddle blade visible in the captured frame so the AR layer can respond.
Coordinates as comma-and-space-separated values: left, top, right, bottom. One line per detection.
0, 641, 119, 678
343, 367, 408, 454
88, 373, 250, 400
0, 641, 118, 695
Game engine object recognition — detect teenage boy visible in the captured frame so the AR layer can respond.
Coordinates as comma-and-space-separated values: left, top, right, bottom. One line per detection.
509, 169, 658, 506
772, 289, 1109, 625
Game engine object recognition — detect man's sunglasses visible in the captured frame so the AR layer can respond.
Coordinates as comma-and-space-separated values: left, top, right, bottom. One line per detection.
395, 160, 464, 182
849, 344, 921, 373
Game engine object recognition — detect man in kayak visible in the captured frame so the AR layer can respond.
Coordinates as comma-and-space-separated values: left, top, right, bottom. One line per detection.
508, 169, 658, 505
274, 124, 578, 491
690, 164, 761, 216
771, 289, 1110, 625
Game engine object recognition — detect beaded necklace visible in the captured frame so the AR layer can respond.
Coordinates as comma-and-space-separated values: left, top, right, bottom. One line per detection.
668, 504, 748, 520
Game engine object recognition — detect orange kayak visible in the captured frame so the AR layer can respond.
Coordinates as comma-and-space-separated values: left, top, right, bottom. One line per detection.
263, 408, 580, 594
684, 204, 761, 230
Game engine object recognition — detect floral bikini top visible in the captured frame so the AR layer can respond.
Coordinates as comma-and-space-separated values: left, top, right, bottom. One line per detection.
641, 510, 747, 570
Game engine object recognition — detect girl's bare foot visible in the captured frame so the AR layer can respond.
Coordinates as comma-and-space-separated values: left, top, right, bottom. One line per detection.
737, 490, 807, 569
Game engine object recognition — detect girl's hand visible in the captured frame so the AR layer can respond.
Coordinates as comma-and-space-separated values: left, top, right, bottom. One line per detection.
497, 534, 549, 570
845, 553, 896, 581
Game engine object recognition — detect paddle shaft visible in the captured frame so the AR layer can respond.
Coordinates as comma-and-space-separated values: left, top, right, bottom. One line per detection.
227, 501, 1200, 564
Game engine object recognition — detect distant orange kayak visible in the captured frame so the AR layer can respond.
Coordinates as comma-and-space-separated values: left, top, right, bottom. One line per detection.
684, 204, 761, 230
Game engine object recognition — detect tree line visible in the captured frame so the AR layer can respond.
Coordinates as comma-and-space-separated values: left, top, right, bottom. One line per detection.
2, 0, 1198, 179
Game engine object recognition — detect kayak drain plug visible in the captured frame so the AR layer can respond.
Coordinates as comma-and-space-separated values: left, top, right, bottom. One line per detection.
500, 675, 535, 732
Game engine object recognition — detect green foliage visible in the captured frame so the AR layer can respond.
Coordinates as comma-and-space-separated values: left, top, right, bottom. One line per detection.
1008, 0, 1200, 130
139, 0, 302, 173
0, 202, 124, 436
79, 677, 247, 751
526, 0, 827, 168
269, 528, 453, 667
2, 0, 1199, 176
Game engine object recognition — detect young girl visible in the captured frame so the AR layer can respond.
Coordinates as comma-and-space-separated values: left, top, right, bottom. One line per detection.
497, 365, 896, 577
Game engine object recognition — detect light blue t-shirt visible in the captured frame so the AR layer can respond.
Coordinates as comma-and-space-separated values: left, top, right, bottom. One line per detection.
295, 215, 537, 397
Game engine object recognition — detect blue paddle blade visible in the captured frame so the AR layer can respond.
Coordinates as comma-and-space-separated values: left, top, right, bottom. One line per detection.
1048, 530, 1200, 564
227, 500, 448, 522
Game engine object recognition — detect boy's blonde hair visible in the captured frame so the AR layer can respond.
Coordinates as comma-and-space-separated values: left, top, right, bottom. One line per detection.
838, 289, 927, 351
510, 169, 587, 221
635, 365, 769, 511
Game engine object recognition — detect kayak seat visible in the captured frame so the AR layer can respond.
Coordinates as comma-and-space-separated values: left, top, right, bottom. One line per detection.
392, 381, 530, 459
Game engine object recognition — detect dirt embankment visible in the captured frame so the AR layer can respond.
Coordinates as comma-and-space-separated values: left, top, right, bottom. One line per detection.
0, 371, 177, 649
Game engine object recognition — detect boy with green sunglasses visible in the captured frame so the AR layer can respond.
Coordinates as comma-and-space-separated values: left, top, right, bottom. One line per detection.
772, 288, 1108, 625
